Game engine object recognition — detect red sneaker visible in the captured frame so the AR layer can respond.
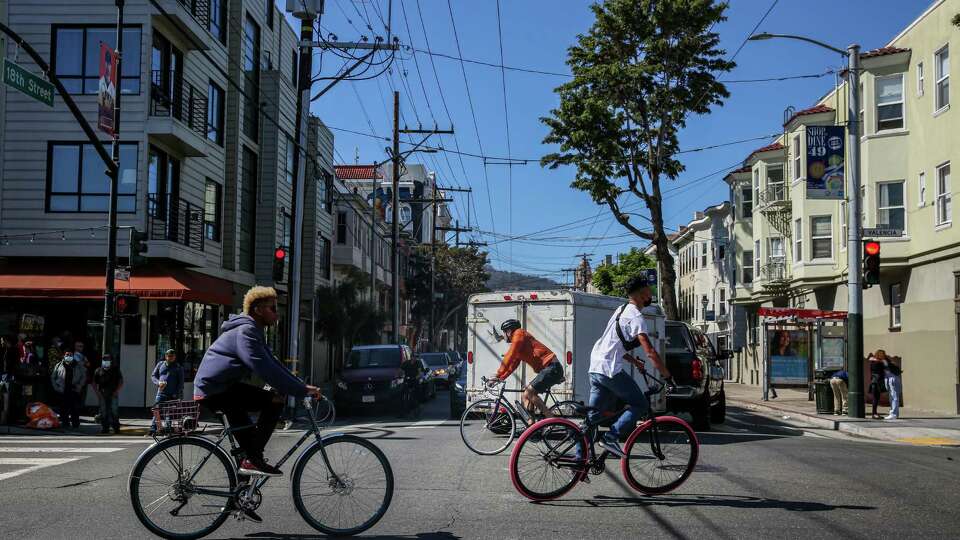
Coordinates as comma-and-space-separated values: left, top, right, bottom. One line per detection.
239, 457, 283, 477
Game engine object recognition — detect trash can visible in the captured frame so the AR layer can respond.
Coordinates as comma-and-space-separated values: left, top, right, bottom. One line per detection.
814, 370, 834, 414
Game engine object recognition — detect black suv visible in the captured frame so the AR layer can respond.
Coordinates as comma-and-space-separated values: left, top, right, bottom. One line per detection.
664, 321, 728, 431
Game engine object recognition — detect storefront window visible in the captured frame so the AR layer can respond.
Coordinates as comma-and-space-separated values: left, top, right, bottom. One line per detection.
155, 301, 221, 382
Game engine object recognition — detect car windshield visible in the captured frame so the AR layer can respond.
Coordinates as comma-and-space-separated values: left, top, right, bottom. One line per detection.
665, 325, 693, 352
345, 348, 401, 368
421, 354, 447, 367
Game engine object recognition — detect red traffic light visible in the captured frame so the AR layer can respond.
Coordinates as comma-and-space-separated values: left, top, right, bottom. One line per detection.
274, 248, 287, 260
864, 241, 881, 256
116, 296, 127, 312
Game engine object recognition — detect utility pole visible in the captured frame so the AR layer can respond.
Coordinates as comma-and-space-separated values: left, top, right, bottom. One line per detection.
391, 92, 401, 343
370, 169, 378, 308
101, 0, 125, 363
429, 182, 437, 349
845, 44, 864, 418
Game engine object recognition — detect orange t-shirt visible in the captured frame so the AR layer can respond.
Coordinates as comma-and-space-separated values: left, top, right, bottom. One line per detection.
496, 328, 557, 380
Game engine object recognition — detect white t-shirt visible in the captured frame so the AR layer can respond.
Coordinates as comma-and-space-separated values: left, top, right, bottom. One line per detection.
589, 303, 649, 377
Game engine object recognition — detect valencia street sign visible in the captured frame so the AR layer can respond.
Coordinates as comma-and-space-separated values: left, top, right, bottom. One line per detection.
3, 58, 54, 107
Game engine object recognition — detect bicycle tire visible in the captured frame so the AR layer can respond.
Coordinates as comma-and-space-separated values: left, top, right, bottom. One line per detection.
459, 399, 516, 455
128, 436, 237, 540
549, 400, 582, 419
508, 417, 587, 501
622, 416, 699, 495
292, 434, 394, 536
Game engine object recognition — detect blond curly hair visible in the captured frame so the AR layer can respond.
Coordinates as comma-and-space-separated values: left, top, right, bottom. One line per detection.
243, 286, 278, 315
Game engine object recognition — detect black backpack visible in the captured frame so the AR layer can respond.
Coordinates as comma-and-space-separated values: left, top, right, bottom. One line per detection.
614, 304, 641, 351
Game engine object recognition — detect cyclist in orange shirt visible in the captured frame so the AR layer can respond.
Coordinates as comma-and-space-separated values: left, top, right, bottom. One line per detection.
489, 319, 565, 418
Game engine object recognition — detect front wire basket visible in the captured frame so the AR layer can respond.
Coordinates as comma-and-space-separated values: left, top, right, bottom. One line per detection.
152, 400, 200, 435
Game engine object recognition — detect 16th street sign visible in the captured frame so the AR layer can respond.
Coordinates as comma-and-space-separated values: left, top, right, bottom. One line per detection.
3, 58, 54, 107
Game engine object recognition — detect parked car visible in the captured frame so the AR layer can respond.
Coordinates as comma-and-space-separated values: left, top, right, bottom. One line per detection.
334, 345, 413, 411
449, 360, 467, 419
663, 321, 727, 431
419, 352, 450, 390
418, 356, 437, 399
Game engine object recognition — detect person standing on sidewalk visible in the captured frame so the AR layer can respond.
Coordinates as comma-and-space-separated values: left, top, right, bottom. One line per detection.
50, 352, 85, 429
878, 350, 902, 420
150, 349, 184, 435
93, 355, 124, 434
829, 370, 849, 415
868, 353, 886, 419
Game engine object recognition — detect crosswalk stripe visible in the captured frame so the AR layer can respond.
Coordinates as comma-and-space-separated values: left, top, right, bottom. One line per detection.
0, 447, 127, 453
0, 437, 151, 444
408, 420, 451, 429
0, 457, 84, 481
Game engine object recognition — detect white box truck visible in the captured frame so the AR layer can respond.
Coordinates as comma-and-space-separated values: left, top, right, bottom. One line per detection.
465, 289, 666, 414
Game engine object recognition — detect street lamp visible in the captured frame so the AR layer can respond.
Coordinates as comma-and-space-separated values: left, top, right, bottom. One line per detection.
748, 32, 864, 419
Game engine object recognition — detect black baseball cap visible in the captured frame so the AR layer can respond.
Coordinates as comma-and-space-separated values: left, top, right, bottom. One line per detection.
625, 276, 650, 295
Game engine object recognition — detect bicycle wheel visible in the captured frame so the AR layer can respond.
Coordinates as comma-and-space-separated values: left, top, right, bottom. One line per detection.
622, 416, 699, 495
509, 418, 587, 501
129, 436, 237, 540
549, 400, 582, 419
292, 434, 394, 536
459, 399, 516, 455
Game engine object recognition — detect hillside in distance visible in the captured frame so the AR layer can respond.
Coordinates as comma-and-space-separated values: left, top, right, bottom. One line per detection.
485, 266, 560, 291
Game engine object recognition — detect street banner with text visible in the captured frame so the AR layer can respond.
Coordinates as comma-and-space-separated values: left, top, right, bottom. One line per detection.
98, 43, 117, 136
805, 125, 845, 200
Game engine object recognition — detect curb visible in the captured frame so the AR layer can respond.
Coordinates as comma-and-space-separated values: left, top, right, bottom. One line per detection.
729, 398, 840, 431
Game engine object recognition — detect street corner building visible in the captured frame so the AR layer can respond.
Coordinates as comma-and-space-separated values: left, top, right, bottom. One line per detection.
718, 0, 959, 414
0, 0, 339, 408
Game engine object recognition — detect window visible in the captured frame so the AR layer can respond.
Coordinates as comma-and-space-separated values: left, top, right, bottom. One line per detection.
794, 218, 803, 262
719, 289, 726, 316
890, 282, 902, 329
206, 82, 225, 144
768, 237, 785, 262
753, 169, 760, 200
767, 165, 785, 201
876, 74, 904, 131
753, 240, 760, 280
877, 181, 905, 232
285, 137, 295, 184
792, 134, 801, 181
336, 212, 347, 244
935, 45, 949, 111
354, 214, 362, 248
320, 172, 333, 212
239, 147, 258, 273
266, 0, 274, 29
701, 242, 707, 268
291, 49, 298, 87
204, 179, 222, 241
936, 162, 952, 226
282, 211, 291, 248
917, 62, 924, 97
209, 0, 227, 44
841, 201, 848, 250
242, 15, 261, 141
53, 26, 141, 94
811, 216, 833, 260
320, 238, 332, 280
741, 187, 753, 218
919, 171, 927, 207
148, 146, 180, 216
46, 142, 137, 213
718, 244, 725, 262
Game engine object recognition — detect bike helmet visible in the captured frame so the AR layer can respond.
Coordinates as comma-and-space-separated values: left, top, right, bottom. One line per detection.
500, 319, 521, 333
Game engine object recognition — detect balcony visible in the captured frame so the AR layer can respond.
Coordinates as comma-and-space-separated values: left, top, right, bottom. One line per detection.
148, 70, 209, 157
151, 0, 213, 50
757, 183, 792, 236
148, 194, 205, 253
759, 259, 791, 297
758, 184, 789, 207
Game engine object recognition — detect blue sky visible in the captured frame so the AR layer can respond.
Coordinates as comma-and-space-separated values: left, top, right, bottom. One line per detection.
285, 0, 932, 283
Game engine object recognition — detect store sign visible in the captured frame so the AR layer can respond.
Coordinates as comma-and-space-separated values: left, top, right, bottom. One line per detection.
805, 125, 845, 200
19, 313, 45, 334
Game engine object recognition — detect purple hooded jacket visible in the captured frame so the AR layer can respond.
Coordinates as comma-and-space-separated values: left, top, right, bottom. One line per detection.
193, 315, 306, 399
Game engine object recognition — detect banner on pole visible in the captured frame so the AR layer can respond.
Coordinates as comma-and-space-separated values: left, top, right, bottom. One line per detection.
805, 125, 845, 200
98, 43, 117, 136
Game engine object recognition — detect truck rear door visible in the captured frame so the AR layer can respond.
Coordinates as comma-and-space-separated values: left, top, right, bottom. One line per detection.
523, 300, 572, 400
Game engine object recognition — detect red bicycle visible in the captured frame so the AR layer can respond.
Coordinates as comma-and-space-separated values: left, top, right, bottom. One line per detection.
508, 361, 699, 501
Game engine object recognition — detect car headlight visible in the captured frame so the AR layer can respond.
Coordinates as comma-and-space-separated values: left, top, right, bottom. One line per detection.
434, 369, 446, 377
336, 379, 348, 390
454, 382, 465, 393
390, 377, 404, 388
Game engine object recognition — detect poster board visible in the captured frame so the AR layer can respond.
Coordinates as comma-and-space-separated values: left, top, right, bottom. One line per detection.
768, 328, 810, 384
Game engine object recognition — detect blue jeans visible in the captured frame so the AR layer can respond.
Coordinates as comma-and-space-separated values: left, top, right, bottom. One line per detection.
150, 393, 179, 432
886, 375, 902, 417
588, 371, 649, 443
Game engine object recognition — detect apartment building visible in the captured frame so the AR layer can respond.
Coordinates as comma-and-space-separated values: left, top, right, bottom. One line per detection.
0, 0, 335, 405
726, 0, 958, 412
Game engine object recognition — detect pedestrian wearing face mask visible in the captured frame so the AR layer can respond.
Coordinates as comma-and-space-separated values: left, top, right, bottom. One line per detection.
50, 352, 85, 429
93, 355, 124, 434
149, 349, 184, 435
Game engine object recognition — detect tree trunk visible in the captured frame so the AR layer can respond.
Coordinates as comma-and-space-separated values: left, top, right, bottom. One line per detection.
649, 203, 680, 320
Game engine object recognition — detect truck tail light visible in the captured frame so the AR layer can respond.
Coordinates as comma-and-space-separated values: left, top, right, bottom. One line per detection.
503, 295, 512, 301
530, 293, 538, 300
691, 357, 703, 381
565, 351, 572, 365
467, 351, 473, 364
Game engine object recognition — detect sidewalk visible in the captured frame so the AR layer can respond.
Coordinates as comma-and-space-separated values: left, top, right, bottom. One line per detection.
0, 409, 157, 436
725, 383, 960, 447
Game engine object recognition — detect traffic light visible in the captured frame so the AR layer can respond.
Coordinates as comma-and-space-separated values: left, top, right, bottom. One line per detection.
129, 228, 148, 267
115, 294, 140, 317
863, 241, 881, 288
273, 247, 287, 283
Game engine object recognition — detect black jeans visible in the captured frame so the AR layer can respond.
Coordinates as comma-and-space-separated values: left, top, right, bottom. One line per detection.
201, 384, 283, 461
58, 390, 81, 428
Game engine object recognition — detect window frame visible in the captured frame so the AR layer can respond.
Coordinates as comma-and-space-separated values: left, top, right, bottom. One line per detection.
203, 179, 222, 242
284, 136, 295, 184
206, 81, 225, 145
810, 215, 833, 260
917, 61, 924, 97
794, 218, 803, 262
45, 141, 139, 213
875, 73, 905, 132
934, 44, 950, 112
890, 282, 902, 330
209, 0, 227, 45
792, 134, 802, 182
701, 241, 707, 268
936, 162, 952, 226
753, 240, 760, 282
291, 49, 298, 87
876, 180, 906, 234
51, 24, 142, 95
242, 14, 261, 142
741, 187, 753, 218
336, 211, 348, 244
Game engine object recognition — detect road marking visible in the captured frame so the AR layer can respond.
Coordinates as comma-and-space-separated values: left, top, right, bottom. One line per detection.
896, 437, 960, 446
0, 438, 151, 444
0, 457, 83, 481
408, 420, 450, 429
0, 447, 126, 453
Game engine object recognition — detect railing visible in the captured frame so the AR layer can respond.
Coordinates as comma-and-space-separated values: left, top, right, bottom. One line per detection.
148, 194, 205, 251
759, 184, 789, 206
149, 70, 208, 138
761, 259, 789, 281
174, 0, 211, 28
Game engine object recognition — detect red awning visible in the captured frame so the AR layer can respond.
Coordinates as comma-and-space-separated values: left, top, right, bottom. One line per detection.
757, 307, 847, 320
0, 263, 235, 306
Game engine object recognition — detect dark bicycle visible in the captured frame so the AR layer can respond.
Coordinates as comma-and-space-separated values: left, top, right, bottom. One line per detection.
508, 362, 699, 501
400, 376, 422, 419
459, 376, 581, 455
128, 396, 393, 539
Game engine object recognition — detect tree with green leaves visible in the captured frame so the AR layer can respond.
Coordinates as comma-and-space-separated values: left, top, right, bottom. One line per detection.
592, 248, 656, 297
315, 267, 387, 372
541, 0, 734, 320
409, 245, 489, 350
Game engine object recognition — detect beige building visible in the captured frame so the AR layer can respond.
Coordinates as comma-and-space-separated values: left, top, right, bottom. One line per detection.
727, 0, 958, 413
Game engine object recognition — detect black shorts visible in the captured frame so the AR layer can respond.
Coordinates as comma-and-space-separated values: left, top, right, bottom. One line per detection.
529, 360, 564, 393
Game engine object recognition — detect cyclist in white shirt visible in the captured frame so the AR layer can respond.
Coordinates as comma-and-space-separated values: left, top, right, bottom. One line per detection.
587, 276, 673, 457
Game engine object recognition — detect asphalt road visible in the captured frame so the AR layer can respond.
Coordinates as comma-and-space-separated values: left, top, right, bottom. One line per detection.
1, 391, 958, 540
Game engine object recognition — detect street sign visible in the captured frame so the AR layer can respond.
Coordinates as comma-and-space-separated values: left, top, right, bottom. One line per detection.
3, 59, 54, 108
862, 227, 903, 237
114, 268, 130, 281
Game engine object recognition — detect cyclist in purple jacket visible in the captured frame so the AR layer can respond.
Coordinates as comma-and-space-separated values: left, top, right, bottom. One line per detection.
194, 286, 321, 477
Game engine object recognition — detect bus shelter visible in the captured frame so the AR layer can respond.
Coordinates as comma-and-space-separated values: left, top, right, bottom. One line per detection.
758, 307, 847, 401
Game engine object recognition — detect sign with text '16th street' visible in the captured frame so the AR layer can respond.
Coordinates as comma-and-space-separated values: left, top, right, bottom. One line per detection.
3, 59, 54, 108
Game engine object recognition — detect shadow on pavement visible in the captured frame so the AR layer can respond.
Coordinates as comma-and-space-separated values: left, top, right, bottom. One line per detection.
244, 532, 461, 539
533, 493, 876, 512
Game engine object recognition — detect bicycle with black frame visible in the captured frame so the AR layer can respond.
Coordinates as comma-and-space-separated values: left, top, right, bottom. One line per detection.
507, 354, 699, 501
128, 395, 393, 539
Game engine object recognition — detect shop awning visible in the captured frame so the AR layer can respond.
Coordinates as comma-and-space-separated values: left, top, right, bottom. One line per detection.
0, 263, 235, 306
757, 307, 847, 320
